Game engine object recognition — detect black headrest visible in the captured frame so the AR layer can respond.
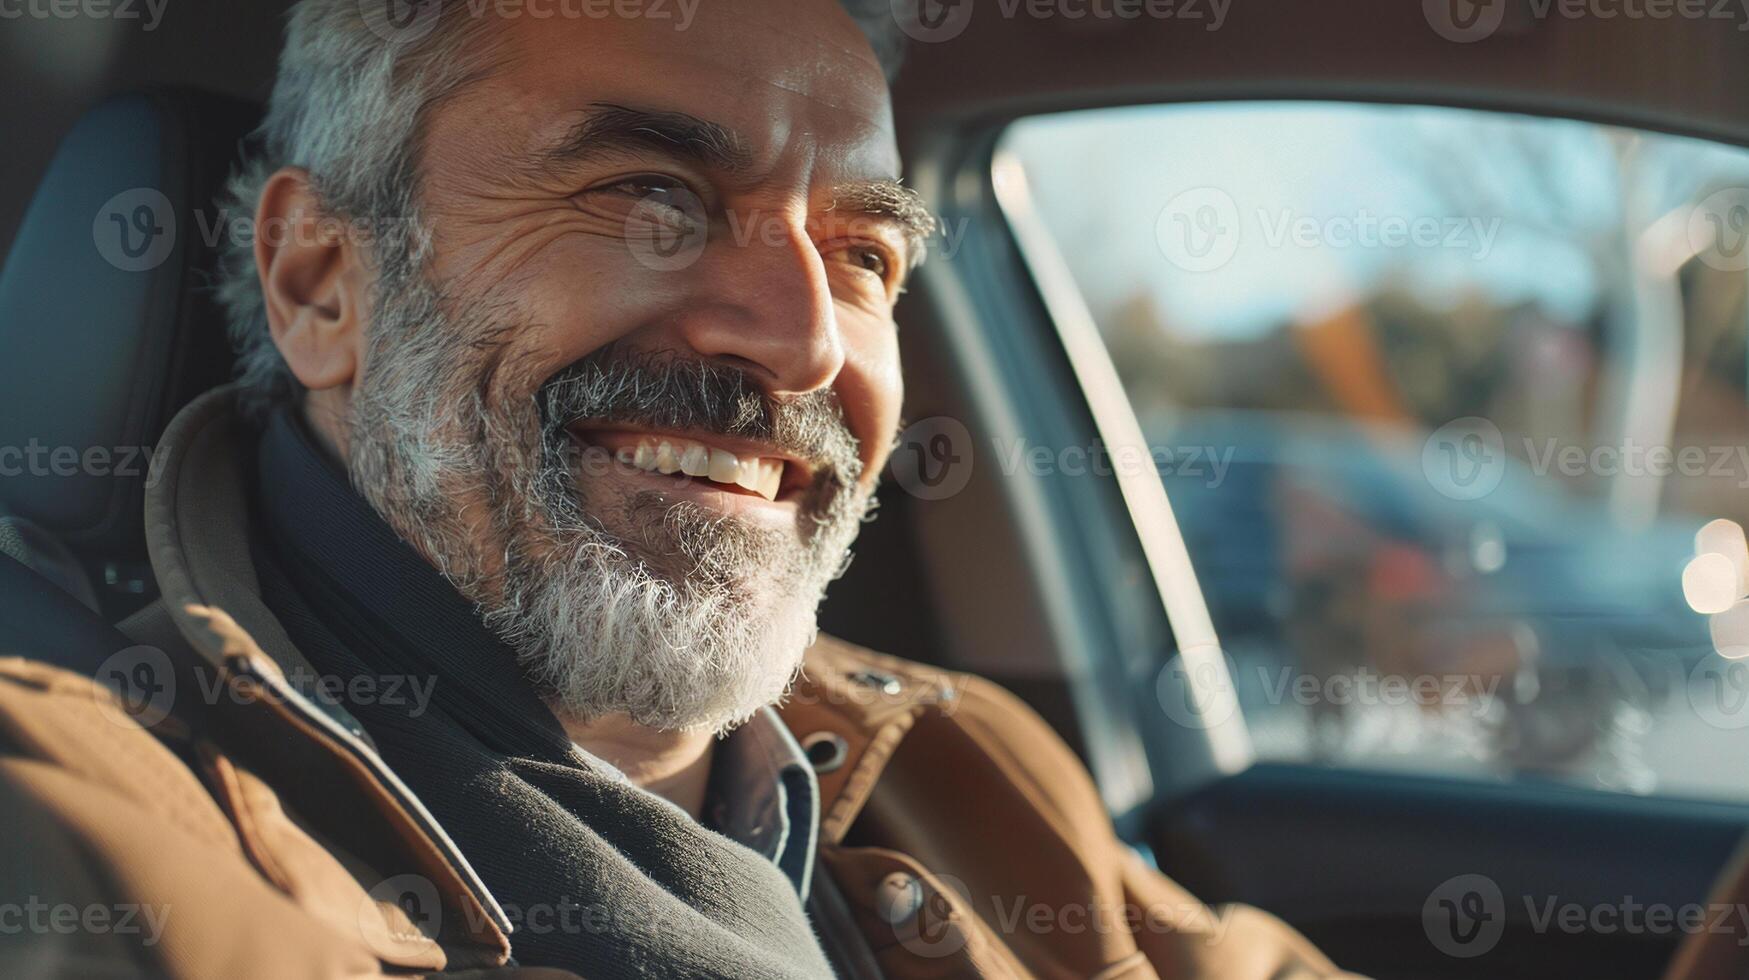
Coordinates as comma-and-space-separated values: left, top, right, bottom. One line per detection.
0, 90, 258, 573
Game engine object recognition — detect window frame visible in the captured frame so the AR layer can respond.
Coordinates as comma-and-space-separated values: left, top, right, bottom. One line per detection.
921, 96, 1749, 818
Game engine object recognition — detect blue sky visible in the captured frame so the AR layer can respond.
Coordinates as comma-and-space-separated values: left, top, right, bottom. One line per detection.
1002, 101, 1749, 340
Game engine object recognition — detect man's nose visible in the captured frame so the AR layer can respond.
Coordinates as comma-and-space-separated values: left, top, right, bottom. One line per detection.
674, 213, 844, 395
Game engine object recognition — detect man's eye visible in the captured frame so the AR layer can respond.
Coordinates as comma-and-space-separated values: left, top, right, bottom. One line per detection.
603, 175, 687, 203
585, 175, 703, 227
841, 245, 891, 281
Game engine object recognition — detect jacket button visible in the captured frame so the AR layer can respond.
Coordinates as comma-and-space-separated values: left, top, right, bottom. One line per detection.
875, 871, 924, 924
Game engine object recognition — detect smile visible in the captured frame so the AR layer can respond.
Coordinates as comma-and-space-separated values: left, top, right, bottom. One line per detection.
567, 427, 808, 503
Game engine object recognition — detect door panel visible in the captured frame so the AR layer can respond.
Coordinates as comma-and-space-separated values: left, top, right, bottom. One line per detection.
1151, 764, 1748, 979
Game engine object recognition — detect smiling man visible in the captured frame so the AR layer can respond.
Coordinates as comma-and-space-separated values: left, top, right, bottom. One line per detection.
0, 1, 1359, 977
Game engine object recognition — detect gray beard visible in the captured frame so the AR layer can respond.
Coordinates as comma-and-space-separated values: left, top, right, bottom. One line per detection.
342, 268, 869, 733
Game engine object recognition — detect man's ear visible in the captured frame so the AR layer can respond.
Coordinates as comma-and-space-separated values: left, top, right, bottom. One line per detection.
255, 168, 369, 393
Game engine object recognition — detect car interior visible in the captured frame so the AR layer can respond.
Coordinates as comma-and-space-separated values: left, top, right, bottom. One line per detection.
8, 2, 1749, 977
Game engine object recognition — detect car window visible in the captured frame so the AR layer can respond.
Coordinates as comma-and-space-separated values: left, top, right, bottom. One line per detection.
999, 102, 1749, 802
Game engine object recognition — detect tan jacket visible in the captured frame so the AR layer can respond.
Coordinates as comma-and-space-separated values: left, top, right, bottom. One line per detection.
0, 387, 1354, 979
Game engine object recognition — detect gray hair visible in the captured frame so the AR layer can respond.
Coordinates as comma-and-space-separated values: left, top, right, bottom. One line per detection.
217, 0, 904, 419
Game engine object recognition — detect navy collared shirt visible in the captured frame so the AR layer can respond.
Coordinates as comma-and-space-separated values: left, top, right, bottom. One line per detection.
571, 707, 819, 900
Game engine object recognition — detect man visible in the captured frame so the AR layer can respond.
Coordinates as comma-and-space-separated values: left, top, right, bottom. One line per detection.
0, 0, 1355, 976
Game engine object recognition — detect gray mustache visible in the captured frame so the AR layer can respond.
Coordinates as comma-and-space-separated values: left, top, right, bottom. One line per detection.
537, 347, 863, 489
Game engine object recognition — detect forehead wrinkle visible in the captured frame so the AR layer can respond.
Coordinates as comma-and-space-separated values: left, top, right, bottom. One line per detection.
531, 102, 758, 178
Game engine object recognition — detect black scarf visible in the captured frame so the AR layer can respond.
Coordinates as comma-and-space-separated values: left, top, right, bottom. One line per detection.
250, 406, 834, 979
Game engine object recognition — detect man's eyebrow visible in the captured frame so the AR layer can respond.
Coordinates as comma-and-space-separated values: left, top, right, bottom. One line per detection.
533, 102, 756, 176
532, 103, 937, 270
827, 179, 938, 272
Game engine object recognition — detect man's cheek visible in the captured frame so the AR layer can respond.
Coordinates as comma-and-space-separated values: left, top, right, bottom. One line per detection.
862, 437, 896, 494
832, 327, 903, 473
462, 237, 662, 354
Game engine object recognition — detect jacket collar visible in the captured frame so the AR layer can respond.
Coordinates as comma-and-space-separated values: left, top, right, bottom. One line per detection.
781, 639, 969, 845
143, 385, 515, 950
253, 404, 574, 762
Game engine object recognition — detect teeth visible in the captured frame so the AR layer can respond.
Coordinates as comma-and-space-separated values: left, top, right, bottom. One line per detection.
708, 448, 739, 484
679, 444, 710, 477
613, 435, 787, 502
735, 463, 762, 493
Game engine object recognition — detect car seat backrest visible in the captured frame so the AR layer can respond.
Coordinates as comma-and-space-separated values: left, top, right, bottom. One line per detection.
0, 90, 260, 608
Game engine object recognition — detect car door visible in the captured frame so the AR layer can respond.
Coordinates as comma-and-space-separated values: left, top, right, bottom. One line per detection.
861, 6, 1749, 978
